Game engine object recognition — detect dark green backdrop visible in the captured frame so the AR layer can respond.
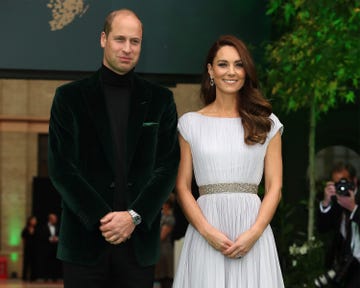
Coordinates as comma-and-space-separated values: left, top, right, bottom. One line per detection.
0, 0, 269, 74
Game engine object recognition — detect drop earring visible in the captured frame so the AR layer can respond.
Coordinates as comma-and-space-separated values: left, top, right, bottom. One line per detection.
210, 78, 214, 86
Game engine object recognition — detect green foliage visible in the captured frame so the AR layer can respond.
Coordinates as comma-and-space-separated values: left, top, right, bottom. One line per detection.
285, 238, 325, 287
271, 196, 326, 287
265, 0, 360, 243
266, 0, 360, 115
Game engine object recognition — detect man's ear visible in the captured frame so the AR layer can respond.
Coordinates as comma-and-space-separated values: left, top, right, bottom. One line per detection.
100, 32, 107, 48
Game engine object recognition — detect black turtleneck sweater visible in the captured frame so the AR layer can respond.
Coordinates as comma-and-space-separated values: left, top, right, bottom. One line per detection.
101, 65, 134, 211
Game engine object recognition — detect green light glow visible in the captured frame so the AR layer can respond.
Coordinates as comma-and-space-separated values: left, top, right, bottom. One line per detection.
8, 217, 21, 246
10, 252, 18, 263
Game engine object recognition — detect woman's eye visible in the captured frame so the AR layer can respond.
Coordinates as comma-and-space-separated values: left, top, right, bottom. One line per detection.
218, 63, 227, 67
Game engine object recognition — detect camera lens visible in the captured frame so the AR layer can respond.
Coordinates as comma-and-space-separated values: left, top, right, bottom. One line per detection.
334, 178, 352, 196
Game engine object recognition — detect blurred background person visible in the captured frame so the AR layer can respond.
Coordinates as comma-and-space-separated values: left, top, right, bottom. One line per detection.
155, 197, 176, 288
38, 213, 61, 282
21, 216, 38, 282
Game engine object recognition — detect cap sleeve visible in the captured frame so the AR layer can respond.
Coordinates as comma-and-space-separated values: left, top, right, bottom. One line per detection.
268, 113, 284, 140
177, 113, 191, 143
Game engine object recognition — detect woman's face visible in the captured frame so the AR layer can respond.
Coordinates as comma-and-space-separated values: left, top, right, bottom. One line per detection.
208, 45, 246, 97
29, 217, 37, 226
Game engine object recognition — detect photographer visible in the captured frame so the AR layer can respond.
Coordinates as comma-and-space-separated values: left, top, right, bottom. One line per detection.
316, 162, 360, 287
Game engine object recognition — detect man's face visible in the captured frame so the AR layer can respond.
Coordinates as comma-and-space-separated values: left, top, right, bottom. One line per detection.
332, 170, 352, 183
101, 13, 142, 75
49, 214, 57, 225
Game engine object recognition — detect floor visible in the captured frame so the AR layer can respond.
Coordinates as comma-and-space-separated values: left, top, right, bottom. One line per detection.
0, 280, 162, 288
0, 280, 63, 288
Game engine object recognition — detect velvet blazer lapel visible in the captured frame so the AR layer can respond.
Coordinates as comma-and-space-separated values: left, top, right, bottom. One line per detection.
83, 71, 151, 175
126, 75, 151, 170
83, 71, 115, 173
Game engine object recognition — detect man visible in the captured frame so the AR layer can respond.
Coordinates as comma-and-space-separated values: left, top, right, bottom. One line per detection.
317, 162, 360, 287
38, 213, 61, 281
48, 9, 179, 288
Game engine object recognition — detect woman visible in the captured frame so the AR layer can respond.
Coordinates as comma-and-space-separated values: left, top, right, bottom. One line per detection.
173, 35, 284, 287
21, 216, 38, 281
155, 198, 176, 288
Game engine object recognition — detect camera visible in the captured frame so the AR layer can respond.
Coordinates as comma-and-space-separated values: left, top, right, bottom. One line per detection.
334, 178, 354, 196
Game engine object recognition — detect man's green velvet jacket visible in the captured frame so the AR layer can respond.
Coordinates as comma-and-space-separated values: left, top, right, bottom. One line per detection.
48, 70, 180, 266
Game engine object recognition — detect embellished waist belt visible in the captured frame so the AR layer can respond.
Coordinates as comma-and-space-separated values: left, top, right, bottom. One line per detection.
198, 183, 258, 196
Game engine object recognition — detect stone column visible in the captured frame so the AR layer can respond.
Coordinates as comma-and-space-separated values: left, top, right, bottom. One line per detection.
0, 132, 37, 276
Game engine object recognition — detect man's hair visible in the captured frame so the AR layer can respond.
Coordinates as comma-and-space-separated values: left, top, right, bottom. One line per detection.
331, 162, 357, 178
103, 9, 142, 35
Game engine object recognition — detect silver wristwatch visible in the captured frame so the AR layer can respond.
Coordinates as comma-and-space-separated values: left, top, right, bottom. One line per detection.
128, 209, 142, 225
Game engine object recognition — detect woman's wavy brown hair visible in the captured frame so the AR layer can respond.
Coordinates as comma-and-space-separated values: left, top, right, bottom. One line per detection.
201, 35, 272, 145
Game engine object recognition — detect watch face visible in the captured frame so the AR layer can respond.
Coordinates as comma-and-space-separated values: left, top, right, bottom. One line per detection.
134, 215, 141, 225
129, 210, 141, 225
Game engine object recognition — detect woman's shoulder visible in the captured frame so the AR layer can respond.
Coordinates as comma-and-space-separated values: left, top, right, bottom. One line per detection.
269, 113, 283, 127
268, 113, 284, 137
178, 112, 203, 142
178, 111, 202, 123
269, 112, 281, 121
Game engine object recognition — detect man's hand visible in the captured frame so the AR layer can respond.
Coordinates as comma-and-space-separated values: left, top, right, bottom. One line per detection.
49, 236, 59, 243
337, 190, 356, 212
99, 211, 135, 245
322, 181, 336, 207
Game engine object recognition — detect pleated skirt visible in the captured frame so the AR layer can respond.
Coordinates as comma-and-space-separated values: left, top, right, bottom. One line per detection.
172, 193, 284, 288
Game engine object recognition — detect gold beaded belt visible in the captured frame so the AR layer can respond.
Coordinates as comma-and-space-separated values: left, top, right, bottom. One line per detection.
198, 183, 258, 196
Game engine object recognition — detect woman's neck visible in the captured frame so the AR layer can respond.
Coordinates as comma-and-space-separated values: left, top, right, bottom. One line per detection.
203, 94, 239, 117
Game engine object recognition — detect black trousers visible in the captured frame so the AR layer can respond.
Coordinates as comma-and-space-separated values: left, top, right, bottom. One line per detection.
345, 259, 360, 288
22, 250, 37, 281
63, 241, 154, 288
44, 244, 62, 280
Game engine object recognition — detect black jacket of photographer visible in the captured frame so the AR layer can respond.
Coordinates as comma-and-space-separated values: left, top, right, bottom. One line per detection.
317, 185, 360, 268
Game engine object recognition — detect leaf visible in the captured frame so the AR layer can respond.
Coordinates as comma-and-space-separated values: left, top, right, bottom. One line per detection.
272, 82, 282, 95
284, 64, 293, 72
337, 68, 345, 77
284, 3, 296, 23
294, 0, 304, 9
288, 97, 298, 111
328, 81, 338, 94
266, 0, 282, 15
332, 18, 343, 27
315, 54, 322, 63
353, 78, 359, 88
345, 91, 355, 103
